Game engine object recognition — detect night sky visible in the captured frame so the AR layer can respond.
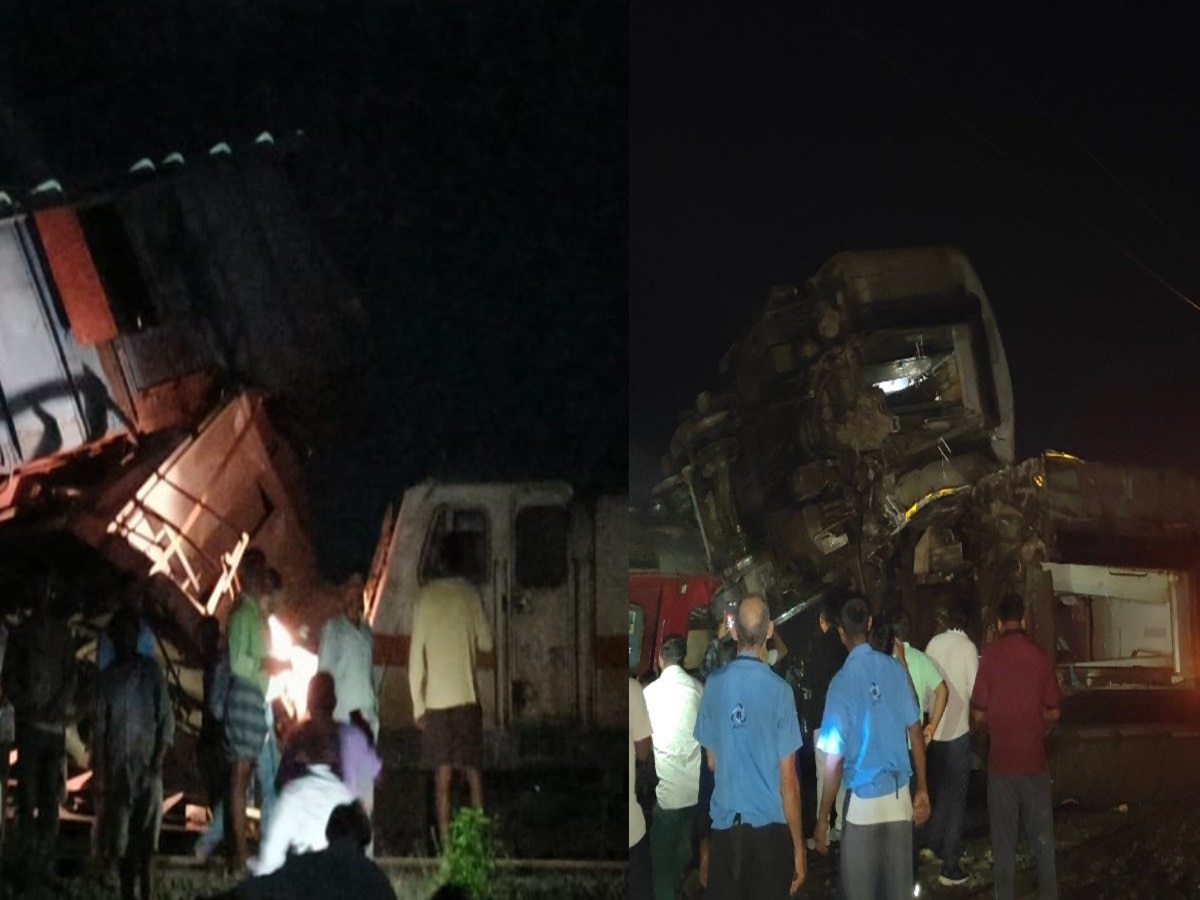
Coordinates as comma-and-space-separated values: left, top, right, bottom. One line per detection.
2, 1, 627, 577
631, 6, 1200, 506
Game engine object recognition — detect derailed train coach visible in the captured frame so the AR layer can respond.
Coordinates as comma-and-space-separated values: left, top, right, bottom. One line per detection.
0, 144, 368, 769
652, 246, 1200, 806
627, 512, 723, 681
1001, 454, 1200, 808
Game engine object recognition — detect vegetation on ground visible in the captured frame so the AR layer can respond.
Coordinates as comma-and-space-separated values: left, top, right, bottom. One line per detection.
437, 807, 500, 900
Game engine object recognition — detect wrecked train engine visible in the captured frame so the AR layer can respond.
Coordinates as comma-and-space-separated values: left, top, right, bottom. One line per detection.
656, 247, 1200, 806
656, 247, 1014, 611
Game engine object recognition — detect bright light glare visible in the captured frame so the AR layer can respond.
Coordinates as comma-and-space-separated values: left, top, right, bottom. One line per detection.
815, 726, 844, 756
266, 615, 318, 717
874, 376, 914, 394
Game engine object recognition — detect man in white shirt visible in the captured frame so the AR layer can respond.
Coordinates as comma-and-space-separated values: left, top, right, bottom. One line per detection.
921, 597, 979, 887
629, 678, 653, 900
253, 762, 356, 875
319, 573, 379, 740
409, 532, 494, 847
643, 635, 703, 900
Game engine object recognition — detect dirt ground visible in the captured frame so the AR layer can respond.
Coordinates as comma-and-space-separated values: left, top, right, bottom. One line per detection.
674, 786, 1200, 899
0, 762, 621, 898
10, 776, 1200, 897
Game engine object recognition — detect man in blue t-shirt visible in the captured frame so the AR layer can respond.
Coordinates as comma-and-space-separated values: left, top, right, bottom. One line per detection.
694, 595, 805, 899
97, 581, 157, 673
814, 596, 930, 900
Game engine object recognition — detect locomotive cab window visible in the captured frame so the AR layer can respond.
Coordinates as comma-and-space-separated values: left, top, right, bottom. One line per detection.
419, 506, 490, 585
515, 505, 568, 589
860, 327, 964, 416
78, 202, 157, 333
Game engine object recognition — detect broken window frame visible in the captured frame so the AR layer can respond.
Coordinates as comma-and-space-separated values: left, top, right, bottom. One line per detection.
1045, 562, 1193, 689
858, 324, 984, 423
514, 504, 569, 590
77, 201, 158, 334
417, 504, 491, 586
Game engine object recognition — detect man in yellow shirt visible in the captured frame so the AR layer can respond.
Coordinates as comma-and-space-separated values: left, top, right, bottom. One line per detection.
409, 532, 494, 847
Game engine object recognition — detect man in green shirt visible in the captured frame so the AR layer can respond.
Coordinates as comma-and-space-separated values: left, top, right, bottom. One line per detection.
885, 606, 948, 892
887, 608, 948, 745
223, 548, 285, 874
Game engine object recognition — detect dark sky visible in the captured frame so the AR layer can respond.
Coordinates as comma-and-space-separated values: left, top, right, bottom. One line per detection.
631, 6, 1200, 506
3, 1, 627, 577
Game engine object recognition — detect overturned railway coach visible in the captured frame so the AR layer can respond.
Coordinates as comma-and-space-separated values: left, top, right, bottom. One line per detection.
0, 143, 365, 597
652, 246, 1200, 806
0, 145, 373, 814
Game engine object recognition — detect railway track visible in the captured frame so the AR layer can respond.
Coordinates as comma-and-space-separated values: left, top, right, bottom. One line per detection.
1, 855, 628, 900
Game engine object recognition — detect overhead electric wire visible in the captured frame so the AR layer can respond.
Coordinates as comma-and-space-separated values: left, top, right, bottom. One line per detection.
923, 0, 1200, 271
817, 5, 1200, 316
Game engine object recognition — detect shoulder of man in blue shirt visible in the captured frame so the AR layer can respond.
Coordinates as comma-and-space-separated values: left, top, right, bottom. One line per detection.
823, 646, 919, 789
829, 646, 917, 712
726, 654, 795, 693
695, 657, 797, 731
880, 650, 919, 698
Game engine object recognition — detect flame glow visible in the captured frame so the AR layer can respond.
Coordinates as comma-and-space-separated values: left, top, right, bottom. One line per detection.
266, 615, 318, 718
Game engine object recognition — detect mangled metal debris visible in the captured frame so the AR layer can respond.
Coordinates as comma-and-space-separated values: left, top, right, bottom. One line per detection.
656, 247, 1014, 607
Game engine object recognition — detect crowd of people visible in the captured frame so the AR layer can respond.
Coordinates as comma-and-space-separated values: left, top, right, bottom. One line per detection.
629, 587, 1062, 900
0, 528, 495, 899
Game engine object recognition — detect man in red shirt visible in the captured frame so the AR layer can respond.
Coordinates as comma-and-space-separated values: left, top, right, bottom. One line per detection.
970, 593, 1061, 900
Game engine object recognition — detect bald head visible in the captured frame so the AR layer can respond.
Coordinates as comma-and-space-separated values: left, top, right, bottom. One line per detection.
734, 595, 773, 651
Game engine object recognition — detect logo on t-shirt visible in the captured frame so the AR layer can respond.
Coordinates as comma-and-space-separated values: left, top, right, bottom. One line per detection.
869, 681, 881, 703
731, 703, 746, 728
